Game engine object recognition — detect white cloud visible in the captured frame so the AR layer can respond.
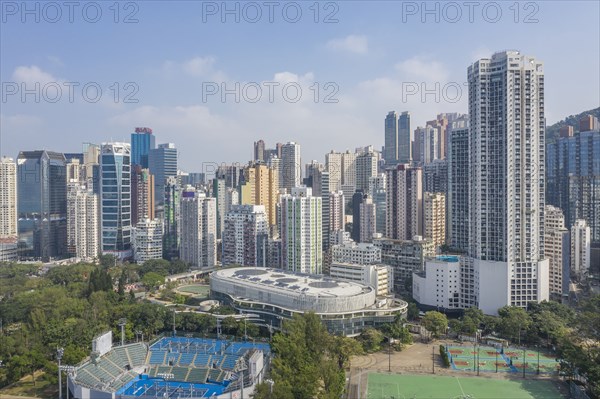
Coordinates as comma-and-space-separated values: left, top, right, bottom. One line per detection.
159, 56, 227, 82
47, 55, 64, 67
470, 46, 492, 63
395, 56, 449, 82
12, 65, 59, 85
327, 35, 368, 55
182, 56, 217, 77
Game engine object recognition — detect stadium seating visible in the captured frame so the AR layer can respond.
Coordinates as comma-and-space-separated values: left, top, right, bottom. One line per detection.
178, 352, 196, 365
210, 355, 223, 368
149, 350, 167, 364
186, 367, 208, 384
220, 355, 238, 370
194, 353, 211, 367
172, 366, 188, 381
166, 353, 181, 366
208, 369, 225, 383
126, 344, 148, 366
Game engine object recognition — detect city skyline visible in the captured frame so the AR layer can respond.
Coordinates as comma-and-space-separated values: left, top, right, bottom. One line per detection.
2, 2, 599, 169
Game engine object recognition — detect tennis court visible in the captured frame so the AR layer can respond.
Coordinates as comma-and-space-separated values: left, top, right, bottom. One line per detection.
367, 373, 564, 399
447, 346, 559, 374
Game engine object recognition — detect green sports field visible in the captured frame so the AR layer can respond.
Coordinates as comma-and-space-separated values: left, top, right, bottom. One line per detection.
367, 373, 563, 399
177, 284, 210, 297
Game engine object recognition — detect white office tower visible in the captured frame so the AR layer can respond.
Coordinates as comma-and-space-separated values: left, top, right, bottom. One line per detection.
280, 142, 302, 192
544, 205, 569, 297
67, 181, 99, 261
329, 191, 345, 234
0, 157, 18, 261
279, 186, 322, 274
468, 51, 549, 314
571, 219, 591, 280
180, 189, 217, 269
133, 219, 163, 264
222, 205, 269, 267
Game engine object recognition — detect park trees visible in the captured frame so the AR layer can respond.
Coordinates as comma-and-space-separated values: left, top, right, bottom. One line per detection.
253, 312, 360, 399
421, 311, 448, 338
497, 306, 531, 344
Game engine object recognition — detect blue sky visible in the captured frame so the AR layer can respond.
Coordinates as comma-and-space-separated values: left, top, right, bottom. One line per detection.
1, 0, 599, 171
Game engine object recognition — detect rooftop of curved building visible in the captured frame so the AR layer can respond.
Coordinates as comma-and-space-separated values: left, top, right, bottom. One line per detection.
212, 267, 371, 298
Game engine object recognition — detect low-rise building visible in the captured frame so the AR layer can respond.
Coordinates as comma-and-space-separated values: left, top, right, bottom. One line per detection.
330, 262, 393, 296
331, 241, 381, 265
373, 236, 435, 294
412, 256, 461, 311
210, 267, 407, 336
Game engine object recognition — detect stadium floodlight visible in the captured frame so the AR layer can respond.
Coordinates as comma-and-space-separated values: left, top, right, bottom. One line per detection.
57, 347, 64, 399
60, 366, 77, 399
118, 318, 127, 346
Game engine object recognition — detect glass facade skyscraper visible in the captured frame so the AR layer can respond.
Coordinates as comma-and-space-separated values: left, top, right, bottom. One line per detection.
17, 150, 67, 260
398, 111, 411, 164
100, 142, 132, 258
131, 127, 155, 168
546, 130, 600, 245
149, 143, 178, 206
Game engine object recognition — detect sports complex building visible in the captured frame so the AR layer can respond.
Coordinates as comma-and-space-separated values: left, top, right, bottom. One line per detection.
210, 267, 408, 336
68, 333, 270, 399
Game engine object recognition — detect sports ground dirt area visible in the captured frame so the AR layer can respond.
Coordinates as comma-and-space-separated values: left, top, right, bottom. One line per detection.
346, 341, 568, 399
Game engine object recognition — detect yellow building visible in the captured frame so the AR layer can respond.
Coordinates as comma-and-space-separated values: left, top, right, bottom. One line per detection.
240, 163, 279, 227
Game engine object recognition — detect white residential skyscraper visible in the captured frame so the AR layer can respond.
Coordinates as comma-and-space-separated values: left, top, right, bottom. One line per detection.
571, 219, 591, 280
424, 192, 446, 250
544, 205, 569, 297
468, 51, 549, 314
279, 186, 322, 274
67, 181, 99, 261
0, 157, 17, 239
385, 164, 422, 241
222, 204, 268, 267
0, 157, 18, 261
180, 189, 217, 269
132, 219, 163, 264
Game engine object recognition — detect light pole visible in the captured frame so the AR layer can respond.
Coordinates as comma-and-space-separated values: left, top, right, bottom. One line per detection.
537, 346, 540, 375
473, 343, 476, 373
522, 349, 526, 378
432, 345, 435, 374
57, 348, 64, 399
60, 365, 76, 399
495, 350, 498, 373
118, 318, 127, 346
388, 337, 391, 372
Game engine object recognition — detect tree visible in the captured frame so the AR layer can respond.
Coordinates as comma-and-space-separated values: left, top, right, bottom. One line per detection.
266, 312, 349, 399
421, 311, 448, 338
358, 327, 384, 352
141, 272, 164, 292
407, 302, 420, 321
221, 316, 239, 335
497, 306, 531, 343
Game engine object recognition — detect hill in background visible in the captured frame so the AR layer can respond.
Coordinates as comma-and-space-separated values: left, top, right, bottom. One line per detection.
546, 107, 600, 143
